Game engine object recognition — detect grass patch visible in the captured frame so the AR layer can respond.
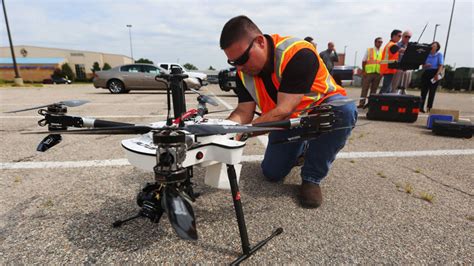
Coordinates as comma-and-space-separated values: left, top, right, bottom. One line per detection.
41, 199, 54, 208
467, 216, 474, 222
413, 169, 422, 174
404, 183, 414, 194
350, 160, 355, 164
14, 176, 22, 183
377, 172, 387, 178
420, 192, 434, 203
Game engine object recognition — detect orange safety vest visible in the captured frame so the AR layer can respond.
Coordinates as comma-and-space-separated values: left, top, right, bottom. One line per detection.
238, 34, 346, 118
380, 41, 399, 74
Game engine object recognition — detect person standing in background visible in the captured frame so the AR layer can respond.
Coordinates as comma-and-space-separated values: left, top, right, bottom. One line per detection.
319, 42, 339, 73
420, 41, 444, 113
391, 30, 413, 93
379, 29, 404, 93
358, 37, 383, 108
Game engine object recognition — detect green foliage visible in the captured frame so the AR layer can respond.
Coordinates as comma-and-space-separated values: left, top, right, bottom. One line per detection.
61, 63, 75, 80
208, 65, 215, 70
420, 192, 434, 203
91, 62, 101, 73
51, 68, 63, 79
135, 58, 154, 64
444, 64, 453, 72
183, 63, 198, 70
102, 63, 112, 70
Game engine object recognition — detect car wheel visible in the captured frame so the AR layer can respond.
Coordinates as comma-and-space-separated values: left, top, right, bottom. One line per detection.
197, 78, 203, 86
182, 81, 188, 91
108, 79, 126, 94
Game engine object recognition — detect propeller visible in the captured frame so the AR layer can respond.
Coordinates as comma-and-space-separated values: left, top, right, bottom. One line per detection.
163, 186, 198, 240
206, 108, 234, 114
277, 97, 360, 118
22, 123, 281, 136
4, 100, 89, 113
189, 89, 219, 106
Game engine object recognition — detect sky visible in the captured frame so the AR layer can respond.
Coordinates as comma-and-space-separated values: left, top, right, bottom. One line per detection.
1, 0, 473, 70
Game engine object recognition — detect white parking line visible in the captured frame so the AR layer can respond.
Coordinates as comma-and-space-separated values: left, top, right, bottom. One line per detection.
2, 149, 473, 170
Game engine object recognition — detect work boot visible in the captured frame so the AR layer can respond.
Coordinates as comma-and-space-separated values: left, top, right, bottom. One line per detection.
299, 181, 323, 208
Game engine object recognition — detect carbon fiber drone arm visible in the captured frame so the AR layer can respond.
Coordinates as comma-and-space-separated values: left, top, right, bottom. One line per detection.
38, 112, 132, 130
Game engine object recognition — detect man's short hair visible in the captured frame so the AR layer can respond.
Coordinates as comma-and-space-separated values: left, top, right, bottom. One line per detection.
391, 29, 402, 38
304, 36, 314, 42
374, 37, 382, 42
220, 15, 262, 49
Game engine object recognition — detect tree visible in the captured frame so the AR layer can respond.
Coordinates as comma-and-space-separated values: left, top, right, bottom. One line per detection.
208, 66, 215, 70
61, 63, 75, 80
183, 63, 198, 70
135, 58, 154, 64
444, 64, 454, 72
51, 68, 63, 79
91, 62, 101, 73
102, 63, 112, 70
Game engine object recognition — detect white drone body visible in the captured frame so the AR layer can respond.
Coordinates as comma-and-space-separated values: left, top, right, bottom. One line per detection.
121, 119, 246, 189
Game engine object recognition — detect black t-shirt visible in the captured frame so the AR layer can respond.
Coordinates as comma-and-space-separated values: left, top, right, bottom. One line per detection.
235, 36, 319, 104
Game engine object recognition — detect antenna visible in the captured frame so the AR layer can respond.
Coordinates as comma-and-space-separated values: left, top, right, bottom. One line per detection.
417, 22, 429, 43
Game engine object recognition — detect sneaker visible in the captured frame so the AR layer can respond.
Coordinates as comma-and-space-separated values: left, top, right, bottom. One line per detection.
299, 181, 323, 208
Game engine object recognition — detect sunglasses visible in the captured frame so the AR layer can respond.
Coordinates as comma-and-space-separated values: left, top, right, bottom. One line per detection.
404, 36, 412, 38
227, 37, 257, 66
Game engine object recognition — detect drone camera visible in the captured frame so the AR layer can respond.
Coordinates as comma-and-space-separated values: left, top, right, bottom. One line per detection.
153, 130, 189, 183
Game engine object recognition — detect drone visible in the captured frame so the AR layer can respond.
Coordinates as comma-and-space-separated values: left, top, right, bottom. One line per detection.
9, 67, 353, 264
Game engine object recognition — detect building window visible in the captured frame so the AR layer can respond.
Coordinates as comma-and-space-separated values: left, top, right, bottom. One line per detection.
75, 64, 86, 79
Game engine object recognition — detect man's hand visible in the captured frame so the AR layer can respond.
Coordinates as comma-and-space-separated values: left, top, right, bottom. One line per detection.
252, 92, 303, 124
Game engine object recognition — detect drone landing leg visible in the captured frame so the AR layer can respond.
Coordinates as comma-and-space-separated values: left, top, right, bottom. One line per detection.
112, 212, 143, 228
226, 165, 283, 265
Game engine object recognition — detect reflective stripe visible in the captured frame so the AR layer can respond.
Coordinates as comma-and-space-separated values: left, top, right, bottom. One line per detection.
365, 47, 382, 73
240, 72, 259, 104
274, 37, 301, 82
324, 73, 336, 94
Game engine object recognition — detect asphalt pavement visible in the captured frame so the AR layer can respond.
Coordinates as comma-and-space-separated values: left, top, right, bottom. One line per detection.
0, 84, 473, 264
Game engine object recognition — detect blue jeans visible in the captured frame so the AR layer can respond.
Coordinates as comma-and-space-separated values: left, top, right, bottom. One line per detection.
261, 95, 358, 185
379, 74, 394, 93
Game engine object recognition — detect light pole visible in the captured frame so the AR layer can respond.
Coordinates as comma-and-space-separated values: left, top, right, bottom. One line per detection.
343, 45, 348, 65
126, 24, 134, 62
433, 24, 441, 42
2, 0, 23, 85
353, 50, 358, 68
444, 0, 455, 60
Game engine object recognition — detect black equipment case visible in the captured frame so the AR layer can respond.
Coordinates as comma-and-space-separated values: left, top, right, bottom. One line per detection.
366, 94, 421, 122
432, 120, 473, 138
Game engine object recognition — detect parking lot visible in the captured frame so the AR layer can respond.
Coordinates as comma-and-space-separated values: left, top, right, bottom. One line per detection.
1, 84, 473, 264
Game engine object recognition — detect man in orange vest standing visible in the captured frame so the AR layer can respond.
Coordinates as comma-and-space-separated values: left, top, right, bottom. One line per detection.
358, 37, 383, 108
220, 16, 357, 209
379, 29, 405, 94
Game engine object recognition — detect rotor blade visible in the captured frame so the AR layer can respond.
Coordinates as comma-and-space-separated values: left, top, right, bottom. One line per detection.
36, 134, 62, 152
4, 104, 51, 113
22, 125, 154, 135
4, 99, 89, 113
201, 95, 219, 106
184, 124, 280, 136
276, 97, 361, 117
319, 98, 360, 107
271, 122, 371, 144
189, 89, 219, 106
206, 108, 233, 114
58, 100, 90, 107
164, 186, 198, 240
